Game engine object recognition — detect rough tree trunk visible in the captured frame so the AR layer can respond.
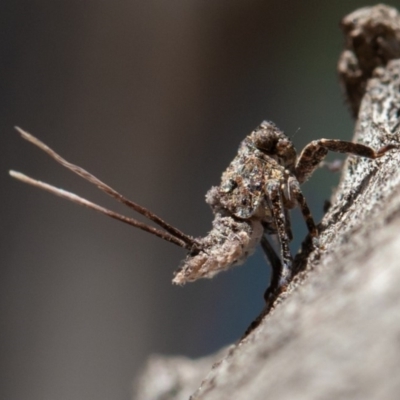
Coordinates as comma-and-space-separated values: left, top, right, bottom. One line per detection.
134, 5, 400, 400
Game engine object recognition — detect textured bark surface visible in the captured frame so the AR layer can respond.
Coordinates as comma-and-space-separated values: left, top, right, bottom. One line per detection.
134, 5, 400, 400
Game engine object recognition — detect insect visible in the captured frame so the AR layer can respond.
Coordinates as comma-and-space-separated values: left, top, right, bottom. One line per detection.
10, 121, 397, 305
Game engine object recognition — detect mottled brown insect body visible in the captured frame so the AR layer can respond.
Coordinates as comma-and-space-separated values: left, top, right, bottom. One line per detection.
174, 122, 313, 295
174, 121, 397, 301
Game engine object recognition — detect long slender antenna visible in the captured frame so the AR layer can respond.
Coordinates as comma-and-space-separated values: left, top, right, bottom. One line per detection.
9, 171, 189, 249
13, 127, 196, 248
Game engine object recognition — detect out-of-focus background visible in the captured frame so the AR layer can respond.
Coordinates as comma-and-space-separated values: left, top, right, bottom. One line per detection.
1, 1, 386, 399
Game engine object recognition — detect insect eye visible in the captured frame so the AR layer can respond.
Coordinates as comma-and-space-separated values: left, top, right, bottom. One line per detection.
254, 139, 273, 153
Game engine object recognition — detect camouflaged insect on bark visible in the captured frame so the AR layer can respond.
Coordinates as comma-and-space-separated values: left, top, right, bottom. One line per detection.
173, 121, 296, 285
12, 119, 398, 302
172, 119, 398, 289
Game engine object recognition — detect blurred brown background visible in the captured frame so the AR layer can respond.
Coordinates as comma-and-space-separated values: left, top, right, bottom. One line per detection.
0, 1, 385, 399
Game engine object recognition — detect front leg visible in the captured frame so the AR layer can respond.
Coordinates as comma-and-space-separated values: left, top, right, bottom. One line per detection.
260, 234, 282, 304
295, 139, 397, 183
265, 181, 292, 293
288, 176, 318, 238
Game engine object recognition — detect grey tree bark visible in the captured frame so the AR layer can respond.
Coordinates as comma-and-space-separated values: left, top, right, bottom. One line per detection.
134, 5, 400, 400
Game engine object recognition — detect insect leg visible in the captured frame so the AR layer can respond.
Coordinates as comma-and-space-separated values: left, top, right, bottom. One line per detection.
260, 234, 283, 304
288, 177, 318, 237
284, 208, 293, 241
295, 139, 397, 183
265, 181, 292, 291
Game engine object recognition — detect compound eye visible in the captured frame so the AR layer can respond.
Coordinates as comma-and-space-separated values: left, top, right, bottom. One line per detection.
254, 136, 274, 153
